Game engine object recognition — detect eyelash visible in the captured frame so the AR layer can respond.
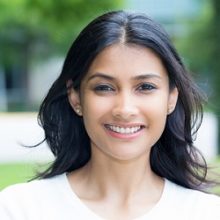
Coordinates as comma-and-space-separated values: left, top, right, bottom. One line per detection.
93, 83, 156, 93
137, 83, 156, 91
94, 84, 114, 92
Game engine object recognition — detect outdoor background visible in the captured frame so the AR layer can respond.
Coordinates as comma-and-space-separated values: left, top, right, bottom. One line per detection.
0, 0, 220, 193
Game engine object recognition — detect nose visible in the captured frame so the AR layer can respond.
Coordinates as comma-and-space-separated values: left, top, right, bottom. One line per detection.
112, 92, 138, 121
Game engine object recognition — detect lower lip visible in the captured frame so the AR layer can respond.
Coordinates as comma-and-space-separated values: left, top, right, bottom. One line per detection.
104, 126, 144, 140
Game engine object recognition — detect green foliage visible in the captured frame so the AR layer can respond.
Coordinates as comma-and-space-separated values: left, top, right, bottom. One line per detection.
0, 0, 124, 111
0, 0, 124, 54
176, 1, 213, 73
176, 0, 220, 152
177, 0, 220, 99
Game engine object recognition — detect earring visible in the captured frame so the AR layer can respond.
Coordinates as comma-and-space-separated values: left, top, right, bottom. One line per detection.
168, 107, 173, 114
75, 107, 82, 115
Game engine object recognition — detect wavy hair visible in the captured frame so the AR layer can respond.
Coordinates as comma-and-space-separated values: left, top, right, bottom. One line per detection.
35, 10, 211, 190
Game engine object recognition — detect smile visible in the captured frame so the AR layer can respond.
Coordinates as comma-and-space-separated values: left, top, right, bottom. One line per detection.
104, 124, 144, 134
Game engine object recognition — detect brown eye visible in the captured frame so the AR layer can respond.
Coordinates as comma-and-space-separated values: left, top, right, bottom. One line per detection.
137, 83, 156, 91
94, 84, 114, 92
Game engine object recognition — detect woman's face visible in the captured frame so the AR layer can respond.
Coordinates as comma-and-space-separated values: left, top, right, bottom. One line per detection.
69, 44, 178, 161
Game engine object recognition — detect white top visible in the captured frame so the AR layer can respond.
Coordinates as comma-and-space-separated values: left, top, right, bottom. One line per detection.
0, 173, 220, 220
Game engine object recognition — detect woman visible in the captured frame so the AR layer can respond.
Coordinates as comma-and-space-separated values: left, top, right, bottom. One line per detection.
0, 10, 219, 220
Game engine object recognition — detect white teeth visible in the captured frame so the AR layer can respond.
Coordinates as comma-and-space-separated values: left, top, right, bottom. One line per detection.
120, 127, 125, 133
108, 125, 142, 134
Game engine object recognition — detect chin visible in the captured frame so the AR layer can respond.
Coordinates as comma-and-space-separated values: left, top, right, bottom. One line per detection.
108, 149, 149, 162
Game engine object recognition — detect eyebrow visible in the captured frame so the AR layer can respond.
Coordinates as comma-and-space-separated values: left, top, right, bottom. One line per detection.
86, 72, 162, 82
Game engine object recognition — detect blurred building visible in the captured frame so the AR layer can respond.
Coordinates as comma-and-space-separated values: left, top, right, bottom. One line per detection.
126, 0, 204, 36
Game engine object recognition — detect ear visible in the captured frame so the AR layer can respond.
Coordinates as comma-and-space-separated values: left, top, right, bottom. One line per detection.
167, 87, 178, 115
67, 80, 82, 116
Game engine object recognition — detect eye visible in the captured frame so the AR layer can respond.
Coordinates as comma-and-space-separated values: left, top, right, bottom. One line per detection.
137, 83, 156, 92
94, 84, 115, 92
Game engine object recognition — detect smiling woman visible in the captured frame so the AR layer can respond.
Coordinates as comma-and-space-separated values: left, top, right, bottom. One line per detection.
0, 10, 220, 220
68, 44, 178, 161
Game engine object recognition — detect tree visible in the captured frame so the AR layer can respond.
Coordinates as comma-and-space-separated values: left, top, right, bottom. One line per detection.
210, 0, 220, 153
0, 0, 123, 110
177, 0, 220, 153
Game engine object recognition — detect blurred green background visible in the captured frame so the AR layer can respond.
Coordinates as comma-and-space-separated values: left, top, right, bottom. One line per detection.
0, 0, 220, 192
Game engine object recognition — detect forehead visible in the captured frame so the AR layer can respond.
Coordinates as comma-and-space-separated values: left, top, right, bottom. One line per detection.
84, 44, 168, 82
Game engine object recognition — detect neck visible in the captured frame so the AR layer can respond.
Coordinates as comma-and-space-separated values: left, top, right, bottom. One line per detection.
71, 147, 163, 203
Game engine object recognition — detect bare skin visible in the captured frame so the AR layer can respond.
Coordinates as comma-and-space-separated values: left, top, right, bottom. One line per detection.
67, 43, 178, 219
67, 154, 164, 220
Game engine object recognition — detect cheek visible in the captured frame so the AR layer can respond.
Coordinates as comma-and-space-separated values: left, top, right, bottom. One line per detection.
82, 96, 112, 117
143, 95, 169, 128
81, 96, 112, 133
143, 93, 169, 114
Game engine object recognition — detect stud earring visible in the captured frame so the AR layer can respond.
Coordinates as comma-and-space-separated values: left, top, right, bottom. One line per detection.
75, 107, 82, 115
168, 107, 173, 114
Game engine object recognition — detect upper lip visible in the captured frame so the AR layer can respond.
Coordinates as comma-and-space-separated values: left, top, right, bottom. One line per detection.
104, 123, 145, 128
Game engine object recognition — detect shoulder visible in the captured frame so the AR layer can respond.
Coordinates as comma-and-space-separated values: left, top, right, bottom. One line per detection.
0, 174, 67, 219
1, 174, 60, 199
165, 179, 220, 219
0, 173, 67, 200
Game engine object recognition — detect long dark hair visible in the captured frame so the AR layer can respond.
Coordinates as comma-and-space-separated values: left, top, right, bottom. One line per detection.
36, 10, 211, 190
